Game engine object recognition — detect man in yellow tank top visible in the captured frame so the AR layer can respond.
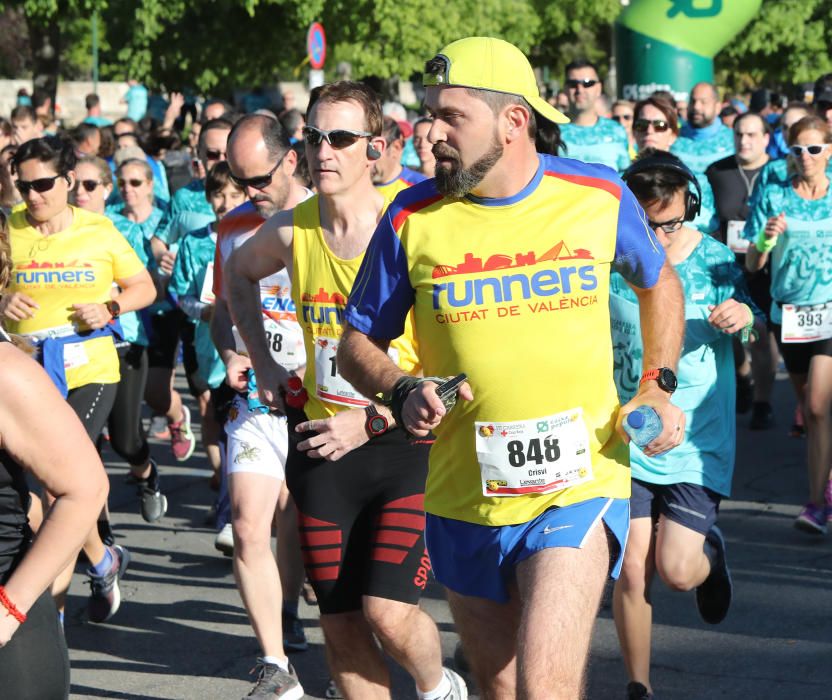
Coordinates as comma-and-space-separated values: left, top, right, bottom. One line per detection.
338, 38, 687, 699
229, 82, 466, 700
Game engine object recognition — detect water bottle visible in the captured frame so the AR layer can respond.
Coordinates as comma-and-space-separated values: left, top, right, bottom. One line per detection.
623, 406, 663, 448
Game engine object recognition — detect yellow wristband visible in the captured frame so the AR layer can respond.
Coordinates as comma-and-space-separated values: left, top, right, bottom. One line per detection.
755, 231, 778, 253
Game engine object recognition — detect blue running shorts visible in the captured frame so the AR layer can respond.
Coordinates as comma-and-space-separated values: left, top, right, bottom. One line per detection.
425, 497, 630, 603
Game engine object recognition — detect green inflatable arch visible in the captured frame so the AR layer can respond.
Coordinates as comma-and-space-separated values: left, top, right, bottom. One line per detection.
615, 0, 762, 102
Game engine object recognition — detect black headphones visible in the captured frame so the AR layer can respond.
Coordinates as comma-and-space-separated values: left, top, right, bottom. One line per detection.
622, 151, 702, 222
366, 143, 382, 160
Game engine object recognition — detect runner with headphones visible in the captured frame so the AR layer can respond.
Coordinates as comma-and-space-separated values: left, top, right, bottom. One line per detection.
228, 81, 464, 700
610, 149, 766, 700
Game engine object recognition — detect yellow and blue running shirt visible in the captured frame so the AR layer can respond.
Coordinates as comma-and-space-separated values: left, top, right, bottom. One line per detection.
346, 153, 666, 527
375, 167, 427, 201
7, 206, 146, 388
291, 195, 421, 422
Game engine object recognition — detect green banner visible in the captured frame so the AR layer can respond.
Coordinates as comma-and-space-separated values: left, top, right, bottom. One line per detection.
615, 0, 761, 101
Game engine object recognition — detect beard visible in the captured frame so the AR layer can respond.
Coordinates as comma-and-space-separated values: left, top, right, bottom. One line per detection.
252, 173, 290, 218
433, 134, 503, 198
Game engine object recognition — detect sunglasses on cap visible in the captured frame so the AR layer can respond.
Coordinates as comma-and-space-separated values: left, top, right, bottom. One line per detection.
205, 148, 226, 161
74, 179, 102, 193
118, 177, 147, 189
302, 126, 373, 149
229, 151, 287, 191
633, 119, 671, 134
565, 79, 599, 89
789, 144, 829, 157
17, 174, 63, 196
612, 114, 633, 123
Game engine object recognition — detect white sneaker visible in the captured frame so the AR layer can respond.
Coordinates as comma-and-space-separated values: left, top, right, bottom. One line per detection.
442, 667, 468, 700
214, 523, 234, 556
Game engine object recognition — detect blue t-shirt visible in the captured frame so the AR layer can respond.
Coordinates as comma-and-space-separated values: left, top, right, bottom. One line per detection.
559, 117, 631, 172
671, 121, 735, 175
169, 225, 224, 388
610, 233, 761, 496
84, 116, 112, 128
125, 85, 149, 122
157, 180, 215, 248
743, 178, 832, 324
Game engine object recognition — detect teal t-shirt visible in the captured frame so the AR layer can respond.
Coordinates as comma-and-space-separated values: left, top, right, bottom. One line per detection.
559, 117, 631, 172
157, 180, 215, 248
169, 225, 224, 389
671, 122, 735, 175
743, 179, 832, 324
107, 210, 159, 346
610, 233, 760, 496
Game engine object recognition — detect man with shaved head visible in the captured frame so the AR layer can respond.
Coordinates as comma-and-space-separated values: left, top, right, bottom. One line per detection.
671, 82, 735, 174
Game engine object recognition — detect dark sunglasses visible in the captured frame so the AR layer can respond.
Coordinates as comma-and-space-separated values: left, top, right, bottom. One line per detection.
17, 174, 63, 196
565, 79, 599, 89
648, 216, 685, 233
115, 131, 137, 140
205, 148, 226, 161
229, 151, 287, 191
302, 126, 373, 149
633, 118, 671, 134
118, 178, 147, 189
74, 179, 102, 193
612, 114, 633, 122
790, 144, 829, 157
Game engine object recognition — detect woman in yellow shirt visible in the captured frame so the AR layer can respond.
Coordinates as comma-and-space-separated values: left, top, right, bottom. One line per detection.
0, 136, 155, 624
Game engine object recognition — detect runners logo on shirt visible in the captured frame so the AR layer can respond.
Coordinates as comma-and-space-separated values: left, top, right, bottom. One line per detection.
15, 259, 96, 286
431, 242, 599, 323
300, 288, 347, 326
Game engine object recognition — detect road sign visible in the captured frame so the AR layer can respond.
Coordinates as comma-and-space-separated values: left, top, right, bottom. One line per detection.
307, 22, 326, 70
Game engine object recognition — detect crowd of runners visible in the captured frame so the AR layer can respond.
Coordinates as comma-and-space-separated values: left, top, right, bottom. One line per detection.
0, 34, 830, 700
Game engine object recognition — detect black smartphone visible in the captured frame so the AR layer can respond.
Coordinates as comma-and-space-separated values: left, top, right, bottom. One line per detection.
435, 373, 468, 411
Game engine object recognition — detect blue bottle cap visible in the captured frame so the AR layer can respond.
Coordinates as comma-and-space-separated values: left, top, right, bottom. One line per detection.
626, 410, 645, 429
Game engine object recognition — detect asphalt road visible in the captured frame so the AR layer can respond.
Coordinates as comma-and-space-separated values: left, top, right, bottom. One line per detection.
65, 373, 832, 699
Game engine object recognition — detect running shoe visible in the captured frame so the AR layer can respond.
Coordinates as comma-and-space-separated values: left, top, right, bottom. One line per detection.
790, 404, 806, 438
137, 459, 167, 523
749, 401, 774, 431
148, 414, 171, 440
243, 658, 303, 699
695, 525, 732, 625
626, 681, 654, 699
794, 503, 827, 535
825, 480, 832, 523
735, 373, 753, 415
282, 610, 308, 652
442, 667, 469, 699
169, 405, 196, 461
97, 519, 115, 547
214, 522, 234, 556
87, 544, 131, 623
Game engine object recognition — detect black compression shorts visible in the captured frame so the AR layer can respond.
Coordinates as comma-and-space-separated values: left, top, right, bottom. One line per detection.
285, 406, 432, 615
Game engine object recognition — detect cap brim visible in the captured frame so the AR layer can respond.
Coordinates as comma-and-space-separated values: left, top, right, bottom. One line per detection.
815, 89, 832, 104
528, 95, 570, 125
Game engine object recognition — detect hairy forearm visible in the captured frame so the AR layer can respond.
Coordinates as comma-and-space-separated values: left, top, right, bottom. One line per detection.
338, 325, 404, 399
210, 298, 237, 358
5, 483, 106, 612
228, 266, 272, 371
634, 262, 685, 372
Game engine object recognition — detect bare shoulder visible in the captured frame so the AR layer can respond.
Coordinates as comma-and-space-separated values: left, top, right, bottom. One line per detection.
258, 208, 295, 248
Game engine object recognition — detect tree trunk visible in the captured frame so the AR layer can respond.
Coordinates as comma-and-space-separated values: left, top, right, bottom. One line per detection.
25, 8, 62, 104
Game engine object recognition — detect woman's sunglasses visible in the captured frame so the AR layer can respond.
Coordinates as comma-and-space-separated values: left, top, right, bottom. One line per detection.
302, 126, 372, 149
74, 179, 102, 193
633, 119, 671, 134
17, 174, 63, 196
118, 178, 147, 189
790, 144, 829, 157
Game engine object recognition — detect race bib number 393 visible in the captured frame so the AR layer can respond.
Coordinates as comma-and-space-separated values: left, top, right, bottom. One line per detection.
781, 303, 832, 344
475, 408, 593, 498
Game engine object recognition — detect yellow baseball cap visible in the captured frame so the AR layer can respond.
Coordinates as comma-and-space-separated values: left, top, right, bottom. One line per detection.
423, 37, 569, 125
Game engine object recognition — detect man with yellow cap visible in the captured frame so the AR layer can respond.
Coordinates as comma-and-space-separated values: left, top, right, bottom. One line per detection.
338, 36, 687, 697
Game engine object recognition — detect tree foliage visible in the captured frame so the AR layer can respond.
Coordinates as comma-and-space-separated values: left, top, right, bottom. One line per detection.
715, 0, 832, 92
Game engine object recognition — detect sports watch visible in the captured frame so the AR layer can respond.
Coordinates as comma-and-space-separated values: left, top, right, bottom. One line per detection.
639, 367, 677, 394
105, 300, 121, 320
364, 404, 389, 438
